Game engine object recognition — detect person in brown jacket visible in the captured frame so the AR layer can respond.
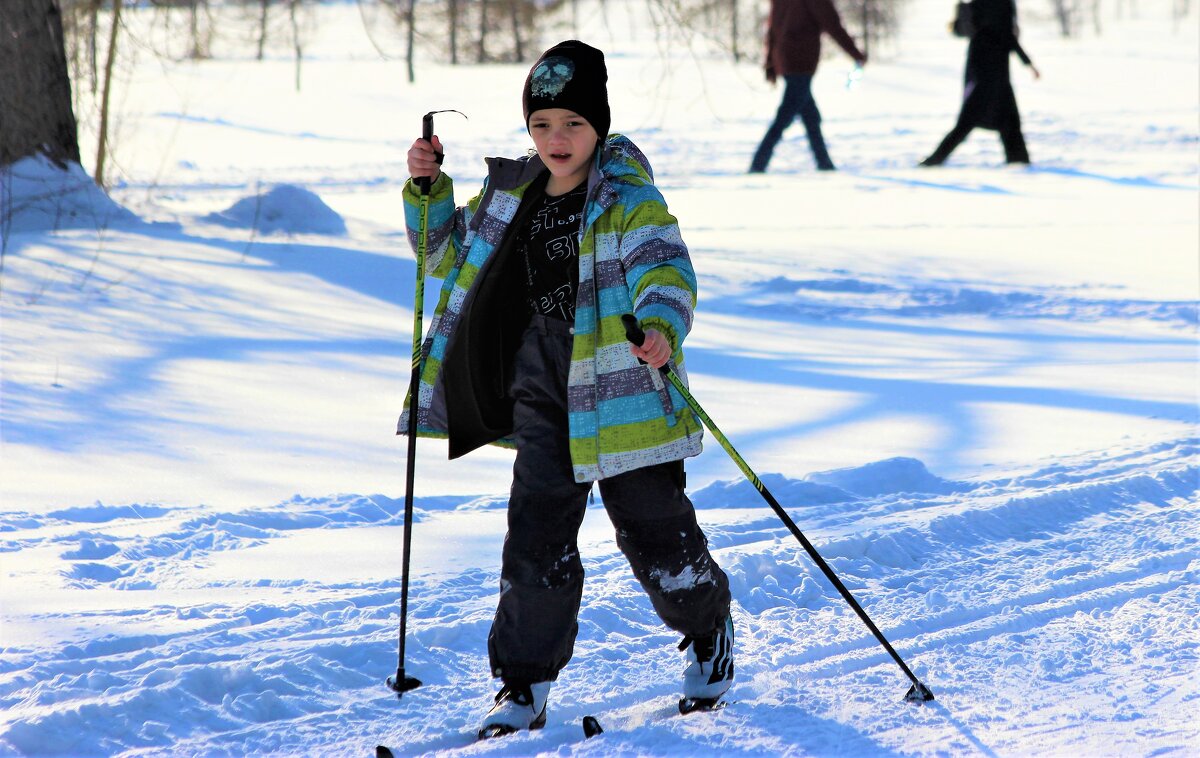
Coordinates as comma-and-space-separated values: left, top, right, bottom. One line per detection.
749, 0, 867, 173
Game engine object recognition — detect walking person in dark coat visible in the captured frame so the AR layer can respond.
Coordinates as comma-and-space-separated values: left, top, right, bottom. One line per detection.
921, 0, 1041, 166
749, 0, 867, 173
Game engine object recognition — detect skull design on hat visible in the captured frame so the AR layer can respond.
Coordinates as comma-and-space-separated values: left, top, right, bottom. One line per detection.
530, 57, 575, 99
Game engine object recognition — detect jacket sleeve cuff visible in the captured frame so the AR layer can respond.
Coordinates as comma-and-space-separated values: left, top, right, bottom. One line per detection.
403, 172, 451, 201
638, 315, 681, 355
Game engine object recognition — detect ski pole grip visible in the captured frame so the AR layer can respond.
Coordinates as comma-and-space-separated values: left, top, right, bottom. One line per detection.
621, 314, 646, 347
416, 112, 434, 196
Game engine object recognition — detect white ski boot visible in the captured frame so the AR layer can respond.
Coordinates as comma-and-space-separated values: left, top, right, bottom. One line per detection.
679, 615, 734, 713
477, 681, 551, 739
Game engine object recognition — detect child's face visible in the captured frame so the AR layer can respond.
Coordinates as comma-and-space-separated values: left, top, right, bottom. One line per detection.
528, 108, 599, 192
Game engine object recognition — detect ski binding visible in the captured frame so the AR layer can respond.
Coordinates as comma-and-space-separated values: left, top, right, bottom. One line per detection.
678, 696, 728, 714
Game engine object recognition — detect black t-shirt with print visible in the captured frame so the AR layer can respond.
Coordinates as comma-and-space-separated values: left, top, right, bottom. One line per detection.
517, 179, 587, 322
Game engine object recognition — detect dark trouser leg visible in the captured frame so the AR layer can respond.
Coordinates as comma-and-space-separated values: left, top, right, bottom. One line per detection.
999, 114, 1030, 163
488, 318, 589, 684
599, 461, 731, 637
923, 115, 973, 166
792, 75, 835, 170
750, 76, 804, 172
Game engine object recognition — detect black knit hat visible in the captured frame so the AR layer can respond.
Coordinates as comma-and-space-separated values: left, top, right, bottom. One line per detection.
522, 40, 610, 139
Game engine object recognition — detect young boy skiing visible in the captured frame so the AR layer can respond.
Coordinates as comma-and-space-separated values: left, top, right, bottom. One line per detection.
400, 40, 733, 739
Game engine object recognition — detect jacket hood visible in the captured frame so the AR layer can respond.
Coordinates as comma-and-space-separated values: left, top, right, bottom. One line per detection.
595, 134, 655, 187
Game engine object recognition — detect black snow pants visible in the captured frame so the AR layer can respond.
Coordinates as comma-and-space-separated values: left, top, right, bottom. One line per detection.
487, 314, 731, 685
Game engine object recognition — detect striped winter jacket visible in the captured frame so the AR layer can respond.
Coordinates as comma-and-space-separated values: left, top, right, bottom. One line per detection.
397, 134, 703, 483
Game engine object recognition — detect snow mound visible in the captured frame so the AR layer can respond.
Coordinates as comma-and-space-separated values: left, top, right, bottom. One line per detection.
0, 155, 138, 233
46, 503, 173, 524
692, 458, 968, 508
203, 184, 347, 235
690, 472, 856, 509
804, 456, 967, 497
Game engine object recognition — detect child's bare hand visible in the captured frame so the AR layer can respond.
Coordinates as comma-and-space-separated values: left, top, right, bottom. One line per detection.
631, 328, 672, 369
407, 135, 444, 184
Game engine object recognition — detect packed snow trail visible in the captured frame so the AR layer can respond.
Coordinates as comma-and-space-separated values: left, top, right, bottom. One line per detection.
2, 438, 1196, 755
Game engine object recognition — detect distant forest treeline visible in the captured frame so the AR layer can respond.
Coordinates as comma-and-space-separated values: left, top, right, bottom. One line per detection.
55, 0, 1193, 91
3, 0, 1191, 182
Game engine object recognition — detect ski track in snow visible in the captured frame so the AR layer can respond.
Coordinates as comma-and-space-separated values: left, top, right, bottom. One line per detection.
727, 274, 1198, 327
2, 439, 1196, 756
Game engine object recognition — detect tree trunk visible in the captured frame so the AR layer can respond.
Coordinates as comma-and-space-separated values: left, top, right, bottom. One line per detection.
87, 0, 100, 93
94, 0, 122, 187
861, 0, 872, 60
731, 0, 741, 62
405, 0, 416, 82
478, 0, 488, 63
0, 0, 81, 168
189, 0, 203, 59
66, 0, 102, 95
1053, 0, 1076, 36
509, 0, 523, 61
448, 0, 459, 64
290, 0, 303, 90
256, 0, 269, 61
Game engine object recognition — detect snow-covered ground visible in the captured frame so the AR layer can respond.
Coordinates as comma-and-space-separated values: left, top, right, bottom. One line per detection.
1, 1, 1197, 755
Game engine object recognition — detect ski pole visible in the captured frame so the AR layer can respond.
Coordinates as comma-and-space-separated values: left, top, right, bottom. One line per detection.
386, 112, 434, 699
387, 109, 467, 700
621, 314, 934, 704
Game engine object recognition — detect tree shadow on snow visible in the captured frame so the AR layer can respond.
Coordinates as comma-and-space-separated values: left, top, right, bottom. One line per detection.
686, 279, 1196, 474
1, 223, 420, 453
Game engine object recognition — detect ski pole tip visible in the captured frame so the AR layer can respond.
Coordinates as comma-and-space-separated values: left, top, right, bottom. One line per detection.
386, 670, 422, 699
904, 681, 935, 704
582, 715, 604, 738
